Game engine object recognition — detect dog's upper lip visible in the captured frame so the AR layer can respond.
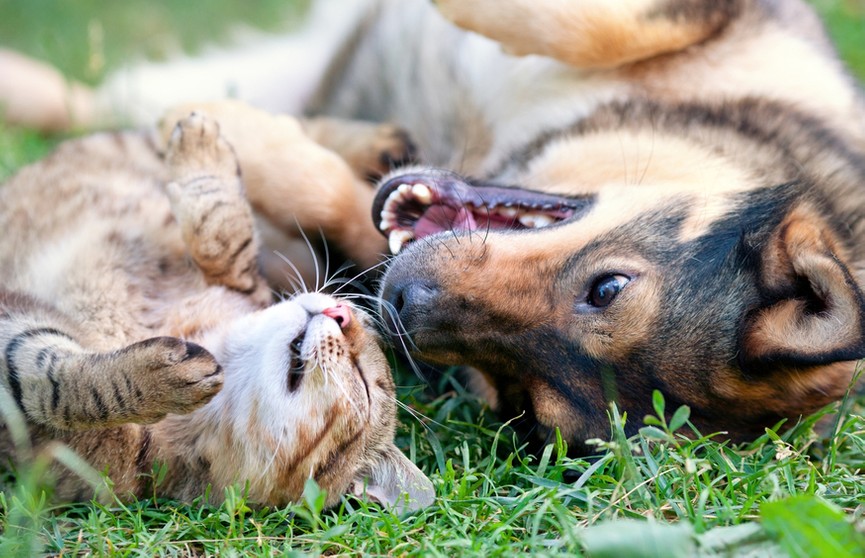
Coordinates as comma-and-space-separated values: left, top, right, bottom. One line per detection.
372, 170, 591, 254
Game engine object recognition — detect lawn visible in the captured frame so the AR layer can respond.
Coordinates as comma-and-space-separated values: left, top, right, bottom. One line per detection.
1, 1, 864, 556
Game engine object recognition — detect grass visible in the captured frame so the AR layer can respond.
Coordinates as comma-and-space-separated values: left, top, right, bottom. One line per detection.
1, 1, 864, 556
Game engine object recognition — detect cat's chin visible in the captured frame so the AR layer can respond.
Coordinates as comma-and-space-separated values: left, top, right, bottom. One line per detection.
177, 293, 381, 502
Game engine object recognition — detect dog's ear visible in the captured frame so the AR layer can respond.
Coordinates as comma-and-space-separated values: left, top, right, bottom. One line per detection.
741, 203, 865, 369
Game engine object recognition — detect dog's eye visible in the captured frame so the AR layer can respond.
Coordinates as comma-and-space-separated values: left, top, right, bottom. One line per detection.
588, 274, 630, 307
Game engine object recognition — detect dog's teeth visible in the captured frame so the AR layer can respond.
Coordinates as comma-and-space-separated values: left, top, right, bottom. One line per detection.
411, 183, 433, 204
497, 207, 519, 218
519, 213, 556, 228
379, 209, 397, 231
388, 229, 414, 254
386, 186, 408, 206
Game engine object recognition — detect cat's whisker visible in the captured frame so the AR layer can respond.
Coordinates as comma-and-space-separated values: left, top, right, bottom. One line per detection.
376, 298, 421, 351
318, 228, 332, 294
259, 430, 285, 480
319, 261, 366, 295
333, 292, 429, 383
328, 258, 392, 296
336, 294, 393, 332
319, 360, 363, 418
294, 223, 321, 292
392, 397, 461, 435
317, 356, 329, 389
274, 251, 310, 294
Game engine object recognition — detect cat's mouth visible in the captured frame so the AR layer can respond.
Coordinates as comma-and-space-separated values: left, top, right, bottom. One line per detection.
287, 331, 306, 392
372, 170, 592, 254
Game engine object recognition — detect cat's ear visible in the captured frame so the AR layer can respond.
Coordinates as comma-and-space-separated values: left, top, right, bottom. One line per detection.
351, 445, 434, 513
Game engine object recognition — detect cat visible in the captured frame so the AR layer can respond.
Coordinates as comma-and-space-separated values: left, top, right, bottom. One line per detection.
0, 105, 433, 511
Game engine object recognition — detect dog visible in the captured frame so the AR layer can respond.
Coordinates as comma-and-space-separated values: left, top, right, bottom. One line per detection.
2, 0, 864, 453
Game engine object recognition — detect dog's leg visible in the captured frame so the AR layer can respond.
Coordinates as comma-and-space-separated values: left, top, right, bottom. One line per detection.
0, 49, 96, 133
0, 0, 374, 132
434, 0, 740, 68
160, 101, 386, 269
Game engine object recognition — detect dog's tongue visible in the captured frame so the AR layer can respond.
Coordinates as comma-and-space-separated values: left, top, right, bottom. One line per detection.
415, 205, 478, 238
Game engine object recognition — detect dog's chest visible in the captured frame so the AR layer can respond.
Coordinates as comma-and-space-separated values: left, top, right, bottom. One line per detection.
319, 0, 630, 174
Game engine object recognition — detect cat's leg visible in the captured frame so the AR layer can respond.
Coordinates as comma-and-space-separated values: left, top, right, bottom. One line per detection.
0, 291, 223, 431
164, 113, 272, 306
160, 101, 387, 268
434, 0, 740, 69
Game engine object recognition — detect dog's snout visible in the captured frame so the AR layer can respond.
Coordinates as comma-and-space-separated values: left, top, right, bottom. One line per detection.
384, 279, 440, 334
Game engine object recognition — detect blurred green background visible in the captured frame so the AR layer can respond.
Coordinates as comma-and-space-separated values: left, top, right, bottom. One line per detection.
813, 0, 865, 76
0, 0, 310, 85
0, 0, 861, 85
0, 0, 863, 178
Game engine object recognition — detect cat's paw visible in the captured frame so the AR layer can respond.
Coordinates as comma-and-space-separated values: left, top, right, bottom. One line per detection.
362, 124, 417, 180
130, 336, 224, 419
165, 112, 240, 184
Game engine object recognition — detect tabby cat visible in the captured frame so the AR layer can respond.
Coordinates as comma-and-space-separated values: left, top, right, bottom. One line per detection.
0, 106, 433, 511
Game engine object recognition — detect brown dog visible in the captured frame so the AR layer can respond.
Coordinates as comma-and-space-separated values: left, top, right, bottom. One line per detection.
360, 0, 865, 451
2, 0, 864, 452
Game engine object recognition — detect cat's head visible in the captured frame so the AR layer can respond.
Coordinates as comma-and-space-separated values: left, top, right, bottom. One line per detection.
200, 292, 434, 511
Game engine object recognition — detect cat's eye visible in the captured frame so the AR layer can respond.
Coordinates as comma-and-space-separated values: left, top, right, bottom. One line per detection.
587, 274, 630, 307
287, 333, 306, 392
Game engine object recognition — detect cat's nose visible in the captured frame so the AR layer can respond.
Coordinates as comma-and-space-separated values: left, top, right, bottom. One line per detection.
321, 304, 352, 329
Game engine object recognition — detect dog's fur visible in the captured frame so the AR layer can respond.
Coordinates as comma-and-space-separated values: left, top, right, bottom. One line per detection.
2, 0, 865, 452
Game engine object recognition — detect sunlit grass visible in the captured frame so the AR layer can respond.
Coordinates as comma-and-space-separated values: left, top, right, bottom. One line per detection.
2, 369, 863, 555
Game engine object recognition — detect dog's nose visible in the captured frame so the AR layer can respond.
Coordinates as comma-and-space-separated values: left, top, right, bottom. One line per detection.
384, 279, 440, 334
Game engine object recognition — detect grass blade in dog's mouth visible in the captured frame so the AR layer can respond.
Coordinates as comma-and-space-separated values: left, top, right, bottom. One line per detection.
373, 171, 590, 254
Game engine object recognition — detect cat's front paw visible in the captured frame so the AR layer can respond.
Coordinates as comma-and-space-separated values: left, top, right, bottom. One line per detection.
130, 336, 224, 420
165, 112, 240, 184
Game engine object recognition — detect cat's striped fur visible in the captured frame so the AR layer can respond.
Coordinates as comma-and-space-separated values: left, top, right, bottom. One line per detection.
0, 109, 432, 510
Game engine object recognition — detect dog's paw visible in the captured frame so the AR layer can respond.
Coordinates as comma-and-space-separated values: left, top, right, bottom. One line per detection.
362, 124, 418, 180
129, 336, 224, 420
165, 112, 240, 184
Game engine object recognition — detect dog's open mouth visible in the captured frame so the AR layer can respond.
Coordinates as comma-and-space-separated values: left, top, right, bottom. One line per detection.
373, 171, 590, 254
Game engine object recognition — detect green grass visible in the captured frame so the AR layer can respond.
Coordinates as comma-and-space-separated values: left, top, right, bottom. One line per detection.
1, 1, 865, 556
3, 375, 863, 556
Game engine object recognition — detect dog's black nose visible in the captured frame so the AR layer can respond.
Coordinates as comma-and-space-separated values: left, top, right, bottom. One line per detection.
383, 279, 440, 335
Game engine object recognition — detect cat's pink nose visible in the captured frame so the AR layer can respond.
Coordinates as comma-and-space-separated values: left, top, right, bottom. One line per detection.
322, 304, 352, 329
